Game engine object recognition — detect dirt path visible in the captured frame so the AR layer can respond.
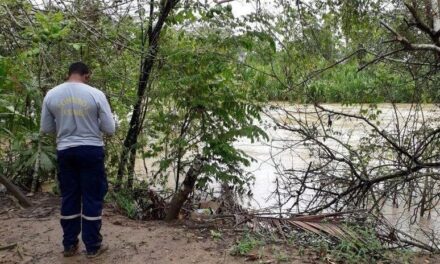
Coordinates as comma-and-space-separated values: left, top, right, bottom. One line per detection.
0, 194, 246, 264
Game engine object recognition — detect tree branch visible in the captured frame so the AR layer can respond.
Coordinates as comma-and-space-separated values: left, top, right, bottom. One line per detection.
381, 20, 440, 54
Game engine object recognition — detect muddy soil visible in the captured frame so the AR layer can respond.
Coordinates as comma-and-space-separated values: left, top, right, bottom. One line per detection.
2, 193, 439, 264
0, 194, 311, 264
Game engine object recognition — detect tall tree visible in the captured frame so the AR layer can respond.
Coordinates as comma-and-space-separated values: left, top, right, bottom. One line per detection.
116, 0, 180, 189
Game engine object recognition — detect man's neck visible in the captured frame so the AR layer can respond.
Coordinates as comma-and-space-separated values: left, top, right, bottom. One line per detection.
66, 74, 85, 83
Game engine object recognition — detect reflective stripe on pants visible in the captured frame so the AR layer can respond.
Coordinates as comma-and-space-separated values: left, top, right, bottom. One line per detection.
60, 214, 81, 220
82, 214, 102, 221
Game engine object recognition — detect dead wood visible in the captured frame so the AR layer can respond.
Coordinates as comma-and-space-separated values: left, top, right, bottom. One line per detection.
0, 174, 32, 208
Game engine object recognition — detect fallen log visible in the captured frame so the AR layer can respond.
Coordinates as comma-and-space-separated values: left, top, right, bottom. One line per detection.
0, 174, 32, 208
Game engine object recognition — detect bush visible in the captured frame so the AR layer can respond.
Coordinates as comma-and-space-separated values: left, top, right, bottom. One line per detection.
110, 190, 137, 219
230, 233, 264, 256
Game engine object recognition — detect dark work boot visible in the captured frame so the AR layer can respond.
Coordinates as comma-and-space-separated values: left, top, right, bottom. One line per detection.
86, 244, 108, 259
63, 243, 79, 257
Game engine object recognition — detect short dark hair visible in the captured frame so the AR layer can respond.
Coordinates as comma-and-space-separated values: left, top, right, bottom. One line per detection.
68, 62, 90, 76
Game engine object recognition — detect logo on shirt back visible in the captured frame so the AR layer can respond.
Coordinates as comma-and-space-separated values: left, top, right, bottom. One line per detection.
57, 97, 90, 117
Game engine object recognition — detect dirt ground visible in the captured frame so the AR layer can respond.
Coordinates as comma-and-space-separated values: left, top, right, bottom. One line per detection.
0, 194, 239, 264
0, 193, 316, 264
2, 193, 440, 264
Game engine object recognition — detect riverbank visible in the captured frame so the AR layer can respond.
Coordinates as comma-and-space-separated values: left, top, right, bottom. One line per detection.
0, 193, 321, 264
2, 193, 440, 264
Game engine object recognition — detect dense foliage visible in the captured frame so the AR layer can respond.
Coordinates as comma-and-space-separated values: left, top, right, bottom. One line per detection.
1, 0, 439, 199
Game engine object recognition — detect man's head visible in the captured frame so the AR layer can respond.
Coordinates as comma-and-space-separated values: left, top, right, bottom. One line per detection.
67, 62, 91, 83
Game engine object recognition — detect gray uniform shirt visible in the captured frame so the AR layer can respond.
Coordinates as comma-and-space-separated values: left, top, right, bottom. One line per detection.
40, 82, 116, 150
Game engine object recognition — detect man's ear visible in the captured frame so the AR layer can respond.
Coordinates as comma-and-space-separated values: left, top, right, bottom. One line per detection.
84, 74, 91, 82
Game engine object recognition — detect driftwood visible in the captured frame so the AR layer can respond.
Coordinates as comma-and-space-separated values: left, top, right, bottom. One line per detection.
189, 206, 439, 253
0, 174, 32, 208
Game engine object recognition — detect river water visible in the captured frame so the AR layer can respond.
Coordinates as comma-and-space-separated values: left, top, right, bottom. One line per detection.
134, 103, 440, 242
234, 103, 440, 242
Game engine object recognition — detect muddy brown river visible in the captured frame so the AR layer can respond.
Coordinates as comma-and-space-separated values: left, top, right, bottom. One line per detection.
135, 103, 440, 243
236, 103, 440, 243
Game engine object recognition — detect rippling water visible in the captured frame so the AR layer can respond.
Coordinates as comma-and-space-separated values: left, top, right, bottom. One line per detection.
135, 103, 440, 241
235, 103, 440, 241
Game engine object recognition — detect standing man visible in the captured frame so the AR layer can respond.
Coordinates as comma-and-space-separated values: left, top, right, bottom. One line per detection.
40, 62, 115, 258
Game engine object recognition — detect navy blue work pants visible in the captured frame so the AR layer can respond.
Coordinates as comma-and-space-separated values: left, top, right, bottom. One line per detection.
57, 146, 108, 252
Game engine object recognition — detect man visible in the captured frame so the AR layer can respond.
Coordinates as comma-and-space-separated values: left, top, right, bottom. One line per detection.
40, 62, 115, 258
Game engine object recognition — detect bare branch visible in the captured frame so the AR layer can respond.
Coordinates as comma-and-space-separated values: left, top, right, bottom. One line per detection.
381, 20, 440, 54
213, 0, 234, 4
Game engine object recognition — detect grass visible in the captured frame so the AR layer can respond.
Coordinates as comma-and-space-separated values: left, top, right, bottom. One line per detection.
210, 230, 222, 240
230, 233, 264, 256
228, 226, 418, 263
230, 233, 295, 263
108, 190, 137, 219
304, 225, 416, 264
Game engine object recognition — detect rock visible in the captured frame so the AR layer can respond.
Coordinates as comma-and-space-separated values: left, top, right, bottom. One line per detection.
199, 201, 220, 214
112, 220, 122, 225
190, 209, 213, 221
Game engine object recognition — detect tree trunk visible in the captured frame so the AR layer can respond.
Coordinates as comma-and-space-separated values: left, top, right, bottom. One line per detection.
0, 174, 32, 208
165, 156, 203, 221
126, 146, 137, 189
116, 0, 180, 189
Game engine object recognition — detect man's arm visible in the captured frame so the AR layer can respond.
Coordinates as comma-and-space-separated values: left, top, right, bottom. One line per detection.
40, 96, 56, 134
97, 91, 116, 135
